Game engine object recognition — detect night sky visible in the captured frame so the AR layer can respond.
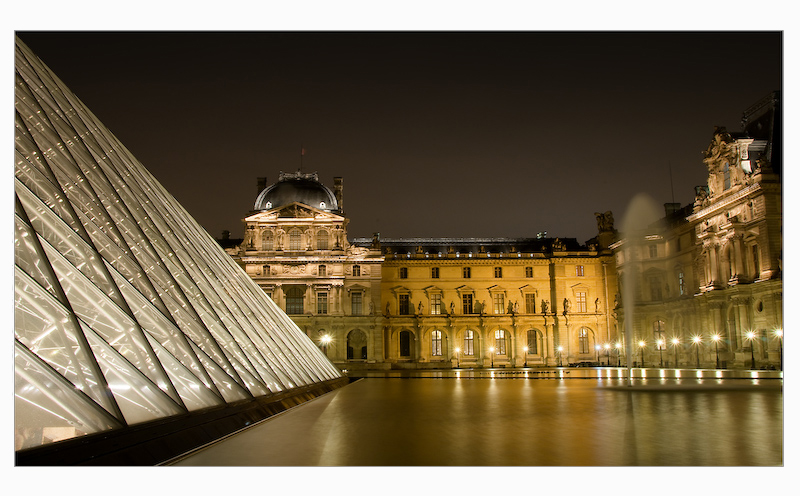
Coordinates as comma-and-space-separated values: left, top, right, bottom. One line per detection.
16, 31, 782, 243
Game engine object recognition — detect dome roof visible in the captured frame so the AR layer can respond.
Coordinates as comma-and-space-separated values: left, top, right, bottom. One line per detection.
254, 171, 339, 212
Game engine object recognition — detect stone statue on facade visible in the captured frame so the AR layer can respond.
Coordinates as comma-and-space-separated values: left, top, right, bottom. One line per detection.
450, 301, 456, 315
541, 299, 549, 314
595, 297, 600, 313
563, 298, 570, 315
594, 211, 615, 232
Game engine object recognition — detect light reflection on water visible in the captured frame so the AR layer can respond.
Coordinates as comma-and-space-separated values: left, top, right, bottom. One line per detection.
175, 374, 783, 467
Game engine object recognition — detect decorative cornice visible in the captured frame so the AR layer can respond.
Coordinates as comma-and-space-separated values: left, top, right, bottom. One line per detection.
687, 183, 761, 222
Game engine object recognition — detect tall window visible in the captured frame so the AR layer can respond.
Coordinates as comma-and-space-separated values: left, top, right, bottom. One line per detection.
525, 266, 533, 278
351, 292, 363, 315
318, 265, 327, 277
494, 267, 503, 278
431, 330, 442, 356
289, 229, 302, 251
494, 330, 506, 354
525, 294, 536, 314
400, 267, 408, 279
649, 245, 657, 258
463, 267, 471, 278
400, 331, 411, 357
464, 330, 474, 355
398, 294, 410, 315
654, 320, 666, 349
752, 245, 760, 278
578, 328, 589, 353
430, 294, 442, 315
649, 276, 662, 300
317, 230, 329, 250
352, 265, 361, 277
431, 267, 440, 278
462, 294, 473, 314
576, 292, 587, 312
285, 286, 304, 314
527, 330, 538, 354
262, 264, 270, 276
678, 271, 685, 295
493, 293, 505, 314
261, 231, 273, 251
576, 265, 584, 277
317, 292, 328, 314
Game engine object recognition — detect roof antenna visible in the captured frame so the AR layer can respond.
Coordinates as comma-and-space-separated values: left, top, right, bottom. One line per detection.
300, 145, 305, 173
668, 160, 675, 203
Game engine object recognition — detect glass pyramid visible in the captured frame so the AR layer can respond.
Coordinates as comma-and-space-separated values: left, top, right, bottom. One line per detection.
14, 36, 343, 452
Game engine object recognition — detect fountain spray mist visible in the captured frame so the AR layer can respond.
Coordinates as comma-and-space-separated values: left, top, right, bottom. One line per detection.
620, 193, 662, 385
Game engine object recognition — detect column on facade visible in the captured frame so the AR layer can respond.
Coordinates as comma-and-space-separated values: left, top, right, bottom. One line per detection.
732, 233, 746, 281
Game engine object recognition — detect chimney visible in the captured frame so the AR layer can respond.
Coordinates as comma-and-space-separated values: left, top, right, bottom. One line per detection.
333, 177, 344, 211
257, 177, 267, 196
664, 202, 681, 217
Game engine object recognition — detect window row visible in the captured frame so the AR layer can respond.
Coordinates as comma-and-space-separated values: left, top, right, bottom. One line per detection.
419, 329, 546, 356
398, 265, 585, 279
255, 228, 341, 251
257, 264, 362, 278
393, 292, 593, 315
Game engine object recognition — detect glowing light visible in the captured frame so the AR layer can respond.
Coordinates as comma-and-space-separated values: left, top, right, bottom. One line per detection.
671, 337, 679, 345
692, 336, 701, 344
711, 334, 721, 342
746, 331, 756, 340
604, 343, 610, 350
774, 329, 783, 338
638, 340, 646, 348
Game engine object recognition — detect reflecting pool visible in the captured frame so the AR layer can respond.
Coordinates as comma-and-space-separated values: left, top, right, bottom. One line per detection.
172, 375, 782, 466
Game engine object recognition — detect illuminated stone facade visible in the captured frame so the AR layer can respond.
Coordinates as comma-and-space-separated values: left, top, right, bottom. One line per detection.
233, 174, 619, 369
612, 92, 782, 369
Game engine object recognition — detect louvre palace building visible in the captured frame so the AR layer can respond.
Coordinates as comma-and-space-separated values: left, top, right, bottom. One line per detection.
227, 92, 782, 372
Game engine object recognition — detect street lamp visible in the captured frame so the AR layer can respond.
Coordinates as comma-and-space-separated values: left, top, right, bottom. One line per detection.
321, 334, 332, 356
746, 331, 756, 369
711, 334, 721, 369
774, 329, 783, 371
595, 344, 601, 366
657, 339, 664, 367
671, 338, 680, 368
638, 340, 646, 367
692, 335, 701, 369
489, 346, 495, 368
557, 345, 563, 367
604, 343, 611, 366
523, 346, 528, 368
615, 342, 622, 367
454, 346, 461, 368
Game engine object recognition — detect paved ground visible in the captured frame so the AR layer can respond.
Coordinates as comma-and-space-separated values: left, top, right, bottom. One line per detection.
170, 368, 782, 466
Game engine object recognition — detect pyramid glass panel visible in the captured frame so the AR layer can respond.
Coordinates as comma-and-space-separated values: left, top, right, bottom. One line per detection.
14, 36, 343, 451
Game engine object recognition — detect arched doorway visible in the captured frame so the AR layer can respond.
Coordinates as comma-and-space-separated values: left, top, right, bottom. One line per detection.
347, 329, 368, 360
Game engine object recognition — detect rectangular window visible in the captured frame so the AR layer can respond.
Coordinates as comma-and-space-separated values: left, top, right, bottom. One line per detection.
399, 267, 408, 279
464, 330, 474, 355
525, 266, 533, 278
430, 294, 442, 315
351, 292, 362, 315
576, 265, 584, 277
352, 265, 361, 277
431, 330, 442, 356
576, 292, 587, 312
675, 237, 681, 253
494, 267, 502, 278
654, 321, 666, 349
431, 267, 439, 278
462, 267, 471, 278
527, 330, 538, 354
649, 276, 662, 300
525, 294, 536, 314
678, 271, 685, 296
462, 294, 473, 314
317, 292, 328, 315
399, 294, 410, 315
262, 264, 270, 276
318, 265, 326, 277
649, 245, 657, 258
493, 293, 505, 314
494, 329, 506, 354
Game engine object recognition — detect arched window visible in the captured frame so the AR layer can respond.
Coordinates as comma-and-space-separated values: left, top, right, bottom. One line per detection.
431, 330, 442, 356
285, 286, 304, 314
317, 229, 329, 250
527, 330, 539, 354
495, 329, 506, 355
261, 230, 273, 251
464, 330, 474, 356
578, 327, 590, 354
399, 331, 411, 357
289, 229, 302, 251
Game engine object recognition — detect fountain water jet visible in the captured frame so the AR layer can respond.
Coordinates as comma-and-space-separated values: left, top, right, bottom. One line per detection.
620, 193, 662, 385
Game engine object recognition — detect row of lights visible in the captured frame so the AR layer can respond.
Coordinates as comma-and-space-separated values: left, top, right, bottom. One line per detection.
318, 329, 783, 370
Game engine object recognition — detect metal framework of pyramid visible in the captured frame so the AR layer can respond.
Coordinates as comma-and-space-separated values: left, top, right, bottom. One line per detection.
14, 37, 343, 452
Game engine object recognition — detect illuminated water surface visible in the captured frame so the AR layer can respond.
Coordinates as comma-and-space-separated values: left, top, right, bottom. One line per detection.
174, 374, 782, 466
